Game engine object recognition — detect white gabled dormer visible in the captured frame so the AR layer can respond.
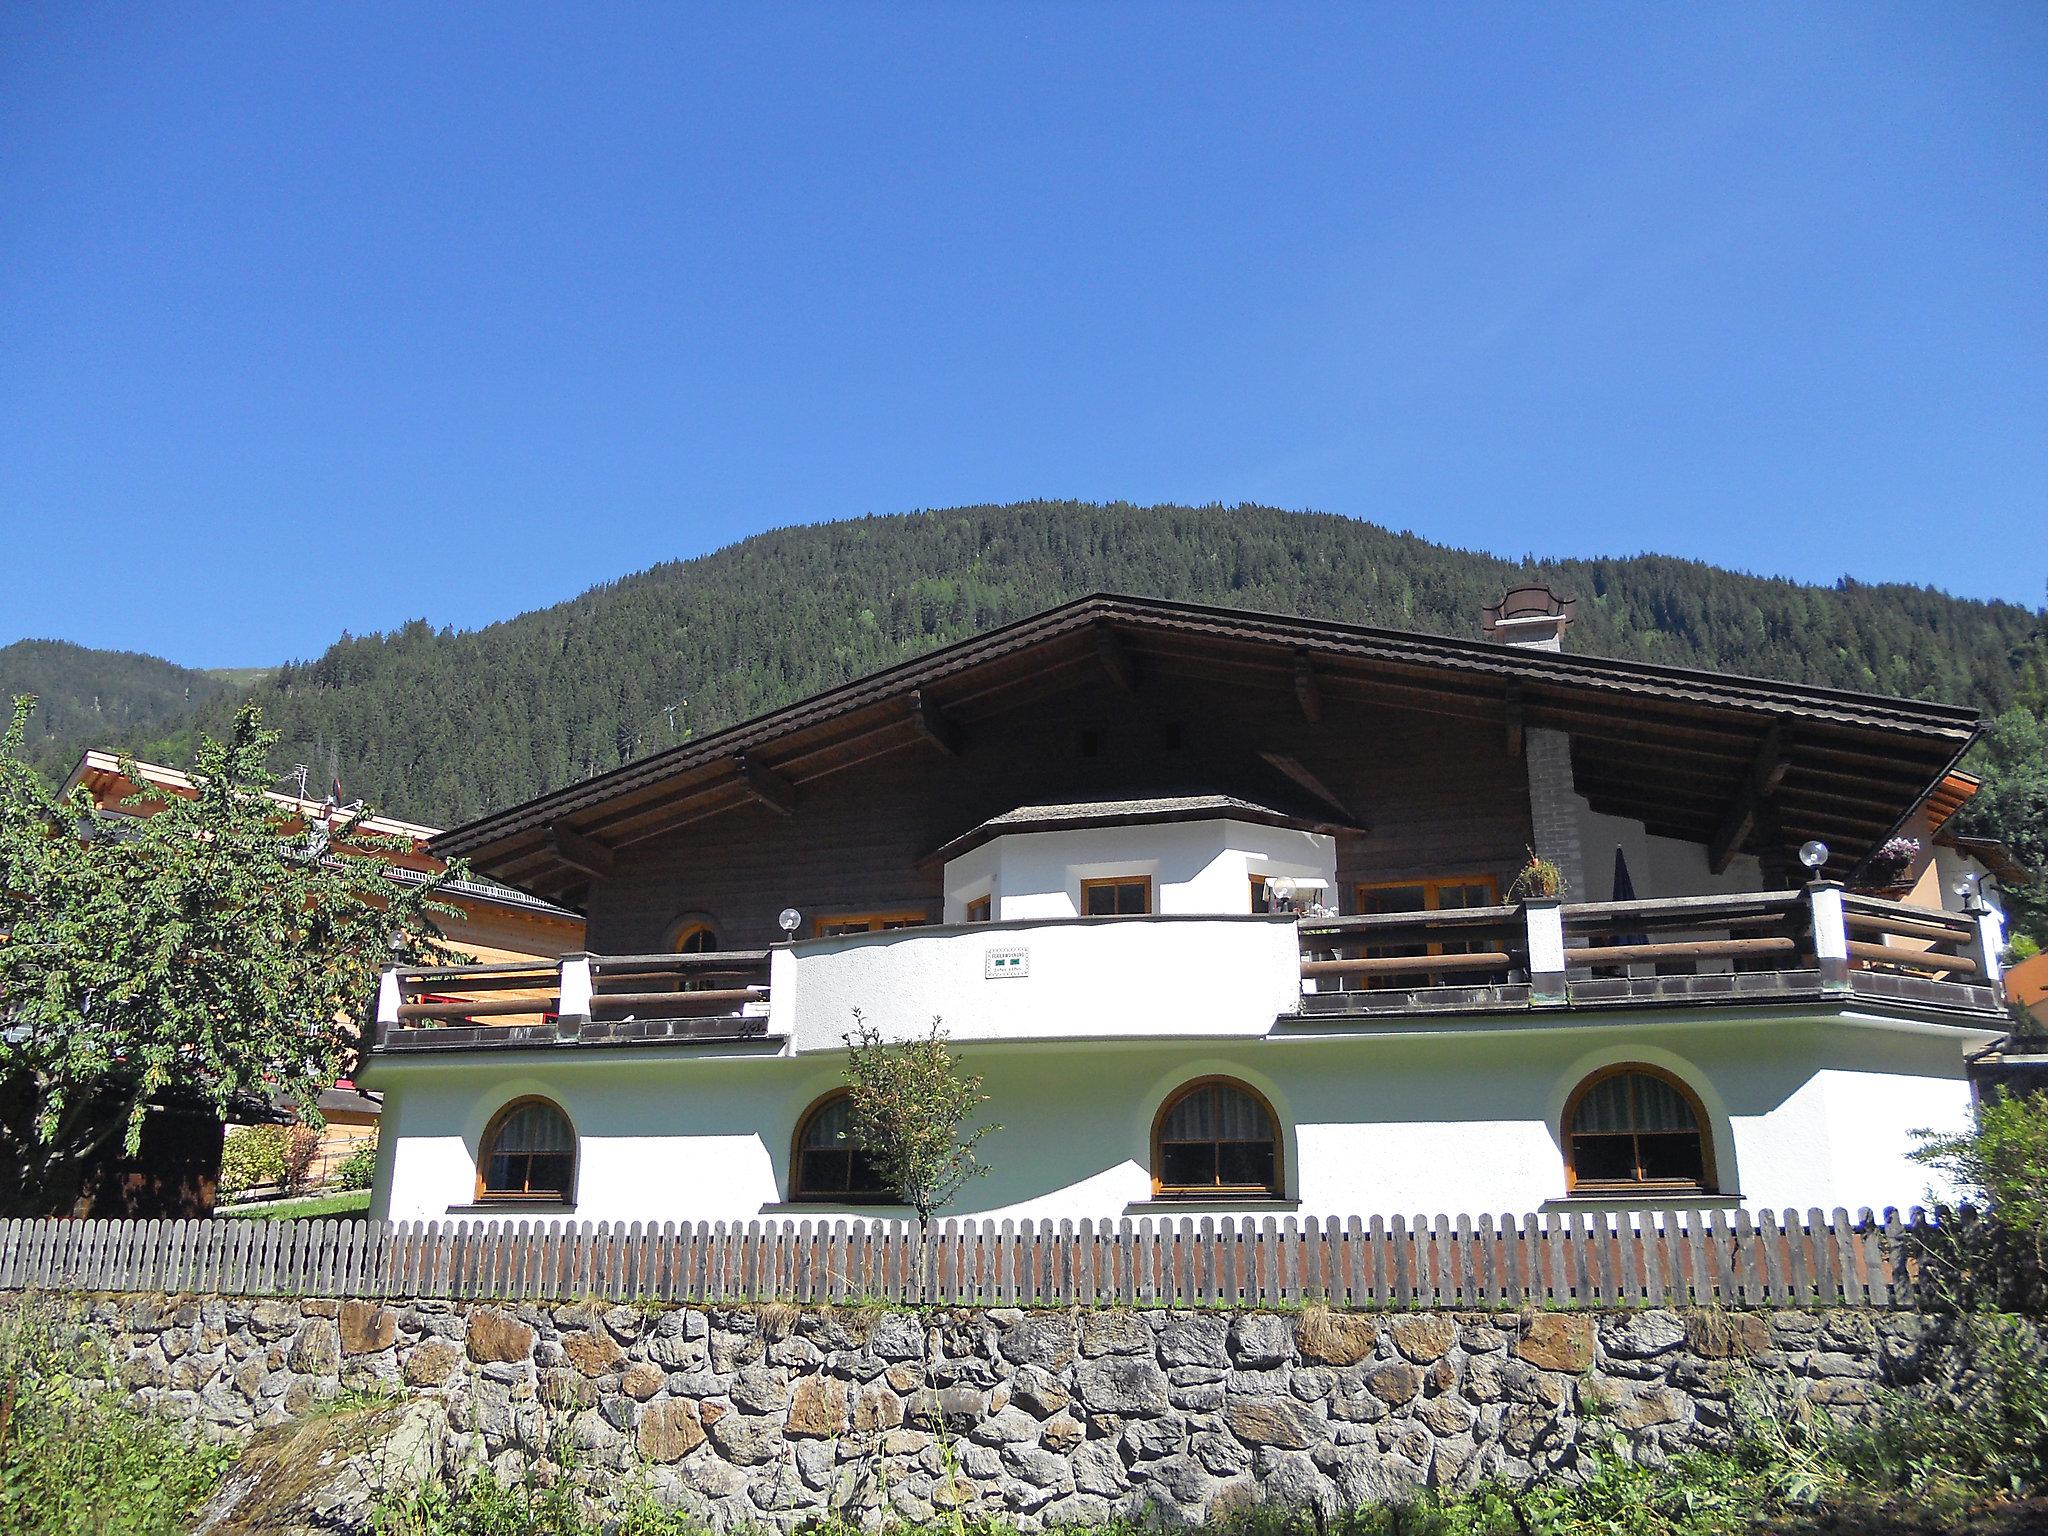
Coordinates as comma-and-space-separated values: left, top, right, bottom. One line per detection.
931, 795, 1339, 923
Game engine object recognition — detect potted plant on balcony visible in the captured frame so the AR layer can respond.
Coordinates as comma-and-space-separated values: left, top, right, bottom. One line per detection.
1856, 836, 1922, 897
1509, 849, 1567, 903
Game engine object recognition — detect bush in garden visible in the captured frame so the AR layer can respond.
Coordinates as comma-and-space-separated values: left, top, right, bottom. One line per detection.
336, 1138, 379, 1190
218, 1123, 289, 1195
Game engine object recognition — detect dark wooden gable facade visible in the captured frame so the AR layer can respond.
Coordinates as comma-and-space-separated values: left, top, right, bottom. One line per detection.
434, 593, 1980, 950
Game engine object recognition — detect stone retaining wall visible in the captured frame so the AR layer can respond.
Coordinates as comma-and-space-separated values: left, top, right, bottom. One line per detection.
45, 1294, 1930, 1528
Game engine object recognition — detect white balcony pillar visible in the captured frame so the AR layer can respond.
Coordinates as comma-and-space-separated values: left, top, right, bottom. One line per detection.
1964, 898, 2006, 991
1524, 898, 1567, 1005
559, 954, 594, 1039
1806, 881, 1850, 992
375, 966, 403, 1036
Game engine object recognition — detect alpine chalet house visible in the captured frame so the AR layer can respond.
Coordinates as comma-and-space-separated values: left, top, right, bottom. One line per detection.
363, 591, 2013, 1224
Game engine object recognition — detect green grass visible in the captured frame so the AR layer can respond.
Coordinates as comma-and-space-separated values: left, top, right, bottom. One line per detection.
218, 1188, 372, 1221
0, 1304, 234, 1536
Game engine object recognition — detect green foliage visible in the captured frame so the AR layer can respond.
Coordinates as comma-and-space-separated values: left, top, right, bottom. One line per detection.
1912, 1091, 2048, 1234
11, 502, 2029, 820
0, 638, 236, 786
336, 1136, 380, 1189
12, 503, 2048, 936
842, 1013, 998, 1223
0, 1302, 232, 1536
0, 699, 464, 1217
1510, 848, 1567, 900
1960, 707, 2048, 944
219, 1123, 290, 1195
1826, 1313, 2048, 1509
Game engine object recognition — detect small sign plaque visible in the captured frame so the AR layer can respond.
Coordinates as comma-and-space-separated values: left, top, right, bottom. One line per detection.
985, 946, 1029, 979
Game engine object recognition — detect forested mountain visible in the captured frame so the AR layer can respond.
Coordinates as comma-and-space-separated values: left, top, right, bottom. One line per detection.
11, 501, 2047, 936
0, 639, 239, 784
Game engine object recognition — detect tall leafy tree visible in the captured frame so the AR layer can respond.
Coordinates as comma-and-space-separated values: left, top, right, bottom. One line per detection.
1960, 707, 2048, 946
0, 698, 459, 1216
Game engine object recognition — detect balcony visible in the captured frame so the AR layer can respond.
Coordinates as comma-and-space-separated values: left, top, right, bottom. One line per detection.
368, 886, 2009, 1056
372, 950, 774, 1052
1294, 887, 2007, 1023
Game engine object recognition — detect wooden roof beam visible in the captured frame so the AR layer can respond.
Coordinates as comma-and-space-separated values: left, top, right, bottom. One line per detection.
1710, 725, 1792, 875
908, 689, 962, 755
1096, 624, 1139, 694
736, 754, 798, 818
1293, 650, 1323, 725
546, 822, 616, 881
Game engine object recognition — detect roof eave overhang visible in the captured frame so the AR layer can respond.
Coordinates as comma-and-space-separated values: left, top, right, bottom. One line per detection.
434, 592, 1981, 896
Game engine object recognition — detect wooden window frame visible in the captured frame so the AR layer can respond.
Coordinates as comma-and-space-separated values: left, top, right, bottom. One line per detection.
1080, 875, 1154, 917
474, 1095, 577, 1205
964, 896, 992, 924
1561, 1063, 1719, 1196
789, 1089, 895, 1204
1347, 874, 1503, 988
1352, 874, 1502, 914
1150, 1075, 1285, 1200
670, 921, 719, 952
812, 911, 929, 937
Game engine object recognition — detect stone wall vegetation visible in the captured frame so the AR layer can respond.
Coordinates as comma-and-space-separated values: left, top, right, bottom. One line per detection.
7, 1290, 1955, 1532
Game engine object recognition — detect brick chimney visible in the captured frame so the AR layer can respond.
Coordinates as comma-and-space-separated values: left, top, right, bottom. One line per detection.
1482, 584, 1577, 652
1486, 585, 1588, 896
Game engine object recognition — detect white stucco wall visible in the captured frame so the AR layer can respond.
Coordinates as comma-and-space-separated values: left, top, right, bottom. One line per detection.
368, 1012, 1984, 1226
774, 915, 1304, 1053
942, 819, 1337, 923
1574, 799, 1764, 899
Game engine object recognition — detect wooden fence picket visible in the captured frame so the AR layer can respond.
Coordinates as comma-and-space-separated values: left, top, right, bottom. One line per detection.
0, 1207, 1997, 1310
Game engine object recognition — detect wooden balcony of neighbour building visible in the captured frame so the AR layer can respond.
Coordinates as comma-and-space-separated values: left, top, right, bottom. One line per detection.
370, 950, 776, 1052
1293, 885, 2009, 1024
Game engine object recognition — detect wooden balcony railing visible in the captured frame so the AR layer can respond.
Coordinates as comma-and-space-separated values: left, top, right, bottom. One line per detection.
373, 950, 774, 1051
1297, 885, 2006, 1020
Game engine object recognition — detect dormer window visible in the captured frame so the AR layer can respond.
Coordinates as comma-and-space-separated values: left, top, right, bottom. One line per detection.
1082, 875, 1152, 916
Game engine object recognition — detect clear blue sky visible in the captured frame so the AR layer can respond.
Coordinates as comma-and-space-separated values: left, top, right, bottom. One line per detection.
3, 6, 2044, 667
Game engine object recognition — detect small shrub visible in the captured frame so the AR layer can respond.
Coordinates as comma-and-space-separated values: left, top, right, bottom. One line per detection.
284, 1123, 322, 1195
842, 1013, 997, 1225
219, 1123, 289, 1195
336, 1137, 380, 1190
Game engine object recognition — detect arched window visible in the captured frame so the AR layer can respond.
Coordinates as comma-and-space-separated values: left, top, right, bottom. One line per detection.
791, 1092, 891, 1203
1152, 1078, 1282, 1198
1563, 1066, 1715, 1193
671, 922, 718, 953
477, 1098, 576, 1203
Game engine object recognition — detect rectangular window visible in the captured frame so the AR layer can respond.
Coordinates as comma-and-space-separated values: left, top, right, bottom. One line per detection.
1081, 876, 1152, 917
1250, 875, 1272, 914
814, 911, 929, 937
964, 896, 992, 924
